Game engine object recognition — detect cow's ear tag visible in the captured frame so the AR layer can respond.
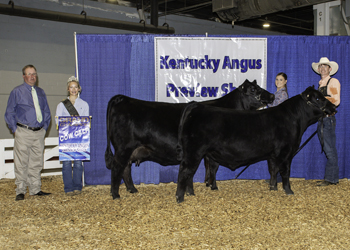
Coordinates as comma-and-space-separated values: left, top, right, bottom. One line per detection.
307, 94, 309, 98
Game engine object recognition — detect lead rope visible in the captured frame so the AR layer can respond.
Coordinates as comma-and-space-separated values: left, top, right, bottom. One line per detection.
235, 129, 318, 179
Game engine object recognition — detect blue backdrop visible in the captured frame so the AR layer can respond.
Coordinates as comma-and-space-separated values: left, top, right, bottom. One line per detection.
76, 34, 350, 185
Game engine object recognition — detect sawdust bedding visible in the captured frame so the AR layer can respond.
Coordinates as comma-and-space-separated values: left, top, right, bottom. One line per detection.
1, 175, 349, 249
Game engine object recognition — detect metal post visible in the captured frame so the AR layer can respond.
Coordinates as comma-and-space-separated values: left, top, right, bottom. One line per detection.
150, 0, 159, 27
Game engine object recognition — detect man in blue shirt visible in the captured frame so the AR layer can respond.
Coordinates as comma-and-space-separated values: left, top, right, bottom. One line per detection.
5, 65, 52, 201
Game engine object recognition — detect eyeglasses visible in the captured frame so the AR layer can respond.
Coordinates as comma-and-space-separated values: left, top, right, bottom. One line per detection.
25, 73, 37, 77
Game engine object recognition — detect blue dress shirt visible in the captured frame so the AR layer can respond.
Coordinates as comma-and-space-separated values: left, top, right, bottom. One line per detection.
5, 83, 51, 133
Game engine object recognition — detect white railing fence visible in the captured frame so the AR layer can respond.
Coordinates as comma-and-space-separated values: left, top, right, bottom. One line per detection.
0, 137, 62, 179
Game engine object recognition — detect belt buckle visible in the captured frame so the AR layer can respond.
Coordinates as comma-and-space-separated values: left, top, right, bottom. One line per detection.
17, 123, 26, 129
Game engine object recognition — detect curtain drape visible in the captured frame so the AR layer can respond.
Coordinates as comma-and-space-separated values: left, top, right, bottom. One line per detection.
76, 34, 350, 185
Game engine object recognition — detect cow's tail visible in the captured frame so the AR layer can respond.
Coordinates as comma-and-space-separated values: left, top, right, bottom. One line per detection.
105, 95, 123, 170
176, 102, 198, 161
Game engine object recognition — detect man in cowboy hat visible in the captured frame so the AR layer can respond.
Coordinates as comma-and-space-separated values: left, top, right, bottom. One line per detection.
312, 57, 341, 186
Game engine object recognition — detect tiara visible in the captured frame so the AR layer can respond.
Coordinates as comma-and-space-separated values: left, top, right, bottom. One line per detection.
67, 76, 78, 83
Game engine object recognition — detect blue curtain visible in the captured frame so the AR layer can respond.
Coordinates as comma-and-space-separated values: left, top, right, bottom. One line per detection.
77, 35, 132, 184
76, 34, 350, 185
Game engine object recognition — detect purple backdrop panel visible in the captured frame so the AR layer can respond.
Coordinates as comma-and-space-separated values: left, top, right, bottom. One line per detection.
77, 34, 350, 185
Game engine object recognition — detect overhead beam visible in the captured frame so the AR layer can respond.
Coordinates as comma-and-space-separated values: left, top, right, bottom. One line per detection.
0, 2, 175, 34
276, 14, 313, 23
215, 0, 332, 22
257, 18, 313, 31
158, 2, 212, 17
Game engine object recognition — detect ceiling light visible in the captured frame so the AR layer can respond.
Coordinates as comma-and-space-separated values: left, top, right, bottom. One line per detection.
263, 23, 270, 28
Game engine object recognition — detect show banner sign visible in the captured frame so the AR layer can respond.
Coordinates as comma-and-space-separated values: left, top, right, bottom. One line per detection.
155, 37, 267, 103
58, 116, 91, 161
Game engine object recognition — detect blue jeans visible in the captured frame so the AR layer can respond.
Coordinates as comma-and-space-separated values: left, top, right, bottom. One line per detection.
317, 116, 339, 183
62, 161, 83, 193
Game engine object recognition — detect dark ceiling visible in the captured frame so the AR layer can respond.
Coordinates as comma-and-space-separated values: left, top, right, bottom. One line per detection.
232, 6, 314, 35
92, 0, 315, 35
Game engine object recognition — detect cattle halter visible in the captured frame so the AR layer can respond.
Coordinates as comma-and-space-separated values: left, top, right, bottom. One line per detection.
254, 94, 262, 102
300, 93, 329, 115
238, 85, 263, 104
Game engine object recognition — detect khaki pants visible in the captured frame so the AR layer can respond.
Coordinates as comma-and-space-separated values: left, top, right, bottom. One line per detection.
14, 126, 46, 195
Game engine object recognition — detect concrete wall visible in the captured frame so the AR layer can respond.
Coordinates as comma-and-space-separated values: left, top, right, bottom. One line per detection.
0, 0, 282, 139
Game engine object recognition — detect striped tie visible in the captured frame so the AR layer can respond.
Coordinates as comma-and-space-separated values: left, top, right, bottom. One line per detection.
32, 87, 43, 123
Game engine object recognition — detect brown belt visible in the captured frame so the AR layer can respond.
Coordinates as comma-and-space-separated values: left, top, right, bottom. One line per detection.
17, 123, 43, 131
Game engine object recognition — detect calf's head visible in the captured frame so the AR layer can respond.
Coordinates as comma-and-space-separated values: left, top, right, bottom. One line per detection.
238, 79, 275, 109
301, 86, 337, 115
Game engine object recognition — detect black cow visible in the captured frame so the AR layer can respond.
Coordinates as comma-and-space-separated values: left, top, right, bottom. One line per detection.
105, 79, 275, 199
176, 86, 337, 203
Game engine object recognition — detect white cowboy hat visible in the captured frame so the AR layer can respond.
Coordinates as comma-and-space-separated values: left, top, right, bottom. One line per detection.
312, 57, 339, 75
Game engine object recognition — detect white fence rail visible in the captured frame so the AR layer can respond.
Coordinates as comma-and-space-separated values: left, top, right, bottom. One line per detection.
0, 137, 61, 179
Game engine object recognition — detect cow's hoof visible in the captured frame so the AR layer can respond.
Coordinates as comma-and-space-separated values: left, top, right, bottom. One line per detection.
185, 186, 195, 196
269, 186, 278, 191
176, 196, 184, 203
112, 194, 121, 200
285, 189, 294, 195
210, 186, 218, 191
127, 187, 138, 193
186, 192, 195, 196
205, 183, 210, 187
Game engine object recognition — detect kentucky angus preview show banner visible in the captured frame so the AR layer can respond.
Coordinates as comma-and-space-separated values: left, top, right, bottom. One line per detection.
154, 37, 267, 103
58, 116, 91, 161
